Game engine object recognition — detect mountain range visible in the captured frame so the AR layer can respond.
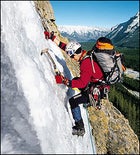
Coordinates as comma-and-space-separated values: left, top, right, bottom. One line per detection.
58, 25, 110, 42
106, 12, 139, 48
58, 12, 139, 48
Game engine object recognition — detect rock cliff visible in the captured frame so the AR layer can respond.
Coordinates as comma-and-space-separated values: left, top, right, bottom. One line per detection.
34, 1, 79, 77
88, 99, 139, 154
34, 1, 139, 154
34, 1, 68, 43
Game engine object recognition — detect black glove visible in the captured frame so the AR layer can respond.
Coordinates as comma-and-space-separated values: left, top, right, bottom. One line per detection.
62, 76, 71, 87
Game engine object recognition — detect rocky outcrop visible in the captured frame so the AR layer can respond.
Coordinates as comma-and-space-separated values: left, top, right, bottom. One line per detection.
34, 1, 139, 154
34, 1, 56, 32
88, 99, 139, 154
34, 1, 79, 77
34, 1, 68, 43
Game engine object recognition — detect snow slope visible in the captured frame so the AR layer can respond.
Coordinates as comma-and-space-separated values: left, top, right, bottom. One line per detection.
1, 1, 96, 154
106, 12, 139, 47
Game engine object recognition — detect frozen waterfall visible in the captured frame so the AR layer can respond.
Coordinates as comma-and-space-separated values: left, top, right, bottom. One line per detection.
1, 1, 96, 154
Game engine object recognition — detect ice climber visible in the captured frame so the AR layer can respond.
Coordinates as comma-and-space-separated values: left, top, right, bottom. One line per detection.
44, 30, 110, 136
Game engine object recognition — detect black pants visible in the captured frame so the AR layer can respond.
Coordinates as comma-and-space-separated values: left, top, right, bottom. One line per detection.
69, 92, 89, 122
69, 93, 89, 109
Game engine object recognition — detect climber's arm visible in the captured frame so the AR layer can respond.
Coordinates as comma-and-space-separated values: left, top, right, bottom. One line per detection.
44, 31, 66, 51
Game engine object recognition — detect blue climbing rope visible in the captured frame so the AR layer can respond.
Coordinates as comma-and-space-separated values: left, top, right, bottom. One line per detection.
86, 107, 96, 154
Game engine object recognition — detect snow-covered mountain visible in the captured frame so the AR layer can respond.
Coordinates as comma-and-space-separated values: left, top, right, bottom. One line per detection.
106, 12, 139, 48
58, 12, 139, 47
58, 25, 110, 42
1, 1, 96, 154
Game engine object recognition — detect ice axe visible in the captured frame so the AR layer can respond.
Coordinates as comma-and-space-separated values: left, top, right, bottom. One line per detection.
41, 48, 64, 84
41, 49, 81, 91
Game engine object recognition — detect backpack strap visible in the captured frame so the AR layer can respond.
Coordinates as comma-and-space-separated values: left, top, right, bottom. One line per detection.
82, 50, 96, 73
90, 55, 95, 73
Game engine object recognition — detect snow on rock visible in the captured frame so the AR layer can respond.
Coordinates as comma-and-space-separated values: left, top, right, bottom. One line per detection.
124, 68, 139, 80
124, 12, 139, 33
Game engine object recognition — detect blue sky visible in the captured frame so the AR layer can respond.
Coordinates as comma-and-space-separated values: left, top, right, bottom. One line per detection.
50, 1, 139, 28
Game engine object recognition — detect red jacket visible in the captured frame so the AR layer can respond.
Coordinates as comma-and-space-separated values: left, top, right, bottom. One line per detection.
71, 57, 104, 89
45, 34, 104, 89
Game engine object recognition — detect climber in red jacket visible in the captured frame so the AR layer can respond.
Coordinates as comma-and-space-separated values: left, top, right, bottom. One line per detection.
44, 30, 109, 136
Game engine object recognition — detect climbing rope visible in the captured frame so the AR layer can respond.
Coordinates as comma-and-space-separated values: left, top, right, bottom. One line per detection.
85, 107, 96, 154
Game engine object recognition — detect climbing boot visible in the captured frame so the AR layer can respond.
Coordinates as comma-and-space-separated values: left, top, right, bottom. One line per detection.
72, 119, 85, 136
